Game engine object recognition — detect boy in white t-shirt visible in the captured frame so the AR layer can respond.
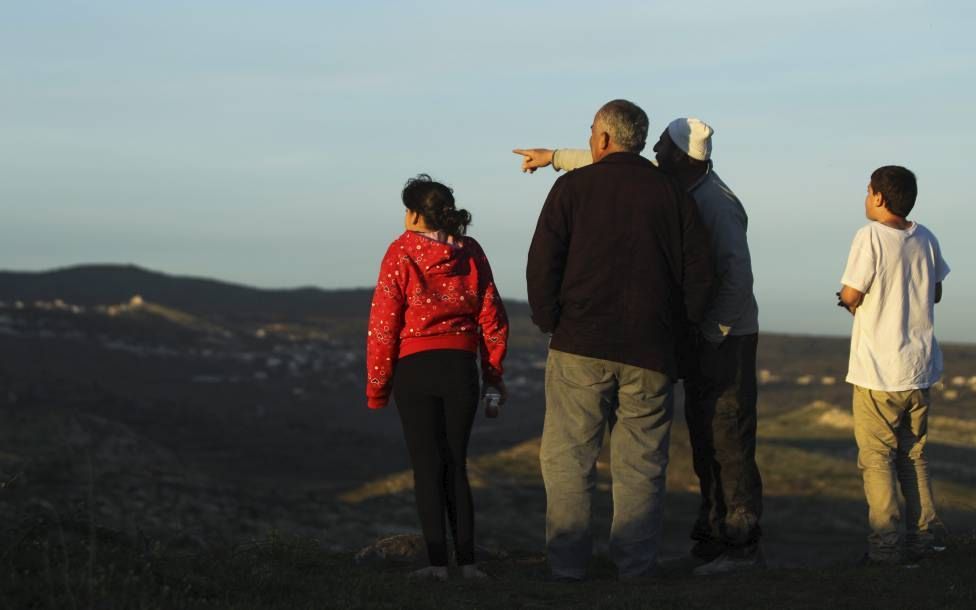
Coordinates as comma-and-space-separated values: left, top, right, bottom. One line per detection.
838, 165, 950, 564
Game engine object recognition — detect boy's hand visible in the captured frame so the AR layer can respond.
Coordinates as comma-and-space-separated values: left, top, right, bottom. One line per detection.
837, 286, 864, 315
513, 148, 554, 173
835, 291, 854, 315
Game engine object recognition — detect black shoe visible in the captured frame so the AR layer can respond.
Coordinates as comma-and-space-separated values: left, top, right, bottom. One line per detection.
543, 573, 584, 584
904, 542, 947, 564
690, 539, 727, 563
618, 564, 661, 582
693, 546, 765, 576
659, 554, 707, 574
856, 552, 901, 567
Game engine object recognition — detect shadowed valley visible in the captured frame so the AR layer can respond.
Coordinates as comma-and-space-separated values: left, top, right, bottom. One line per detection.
2, 265, 975, 608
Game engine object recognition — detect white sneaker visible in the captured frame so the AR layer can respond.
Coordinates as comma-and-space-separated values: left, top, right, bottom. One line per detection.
461, 565, 490, 580
408, 566, 449, 581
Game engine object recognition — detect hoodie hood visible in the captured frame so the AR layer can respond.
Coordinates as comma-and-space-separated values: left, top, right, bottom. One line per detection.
399, 230, 469, 277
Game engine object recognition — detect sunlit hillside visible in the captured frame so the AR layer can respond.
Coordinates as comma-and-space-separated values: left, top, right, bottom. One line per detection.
1, 265, 975, 607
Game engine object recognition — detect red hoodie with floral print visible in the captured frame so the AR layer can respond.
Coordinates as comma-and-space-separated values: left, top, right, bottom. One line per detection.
366, 231, 509, 408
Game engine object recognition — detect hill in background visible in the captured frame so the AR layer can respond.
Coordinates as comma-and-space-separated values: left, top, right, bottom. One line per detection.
0, 264, 535, 322
1, 264, 975, 607
0, 264, 372, 318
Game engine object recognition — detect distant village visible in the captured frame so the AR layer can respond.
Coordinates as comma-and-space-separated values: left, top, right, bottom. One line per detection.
1, 297, 973, 402
0, 295, 358, 396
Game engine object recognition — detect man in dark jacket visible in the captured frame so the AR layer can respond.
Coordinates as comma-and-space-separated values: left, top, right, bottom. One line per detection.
519, 117, 764, 575
527, 99, 714, 581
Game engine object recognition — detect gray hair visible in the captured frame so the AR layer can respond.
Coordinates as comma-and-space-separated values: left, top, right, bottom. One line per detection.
595, 99, 648, 153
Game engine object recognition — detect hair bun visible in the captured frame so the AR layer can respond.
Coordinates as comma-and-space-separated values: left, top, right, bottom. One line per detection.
401, 174, 471, 237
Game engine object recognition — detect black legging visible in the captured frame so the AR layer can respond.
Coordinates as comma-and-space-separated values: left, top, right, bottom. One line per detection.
393, 349, 480, 566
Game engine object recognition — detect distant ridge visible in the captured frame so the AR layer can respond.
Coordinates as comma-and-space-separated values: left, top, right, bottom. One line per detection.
0, 264, 532, 320
0, 264, 372, 319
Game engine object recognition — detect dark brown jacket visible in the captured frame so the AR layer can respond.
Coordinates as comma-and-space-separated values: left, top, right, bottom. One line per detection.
526, 152, 714, 376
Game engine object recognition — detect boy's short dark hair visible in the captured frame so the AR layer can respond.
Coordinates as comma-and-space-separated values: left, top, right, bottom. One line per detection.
871, 165, 917, 218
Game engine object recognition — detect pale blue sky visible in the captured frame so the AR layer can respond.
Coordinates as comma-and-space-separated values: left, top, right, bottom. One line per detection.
2, 1, 974, 340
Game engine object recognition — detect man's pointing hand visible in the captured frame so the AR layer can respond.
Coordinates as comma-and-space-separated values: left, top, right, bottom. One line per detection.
512, 148, 554, 173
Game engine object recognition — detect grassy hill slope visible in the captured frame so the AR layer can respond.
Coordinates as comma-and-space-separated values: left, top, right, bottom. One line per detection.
2, 265, 975, 607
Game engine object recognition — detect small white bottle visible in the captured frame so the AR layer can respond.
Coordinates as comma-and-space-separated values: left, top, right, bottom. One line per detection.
483, 386, 502, 418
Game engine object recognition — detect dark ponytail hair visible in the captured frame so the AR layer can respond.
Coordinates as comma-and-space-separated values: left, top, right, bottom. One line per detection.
401, 174, 472, 237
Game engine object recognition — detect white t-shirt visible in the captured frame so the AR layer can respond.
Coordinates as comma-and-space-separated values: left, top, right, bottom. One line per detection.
842, 221, 950, 391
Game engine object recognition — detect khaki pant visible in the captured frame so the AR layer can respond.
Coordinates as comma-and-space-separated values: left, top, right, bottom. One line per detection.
852, 385, 940, 560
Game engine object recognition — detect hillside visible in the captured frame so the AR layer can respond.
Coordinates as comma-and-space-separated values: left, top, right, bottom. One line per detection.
0, 264, 534, 322
1, 264, 975, 607
0, 264, 372, 319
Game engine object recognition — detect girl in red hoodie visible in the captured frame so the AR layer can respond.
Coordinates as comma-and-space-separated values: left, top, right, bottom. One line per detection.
366, 174, 509, 580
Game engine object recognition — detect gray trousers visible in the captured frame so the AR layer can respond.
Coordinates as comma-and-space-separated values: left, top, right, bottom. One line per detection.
540, 349, 673, 579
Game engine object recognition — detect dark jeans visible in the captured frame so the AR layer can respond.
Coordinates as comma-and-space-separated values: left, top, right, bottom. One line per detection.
393, 350, 480, 566
683, 333, 763, 555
